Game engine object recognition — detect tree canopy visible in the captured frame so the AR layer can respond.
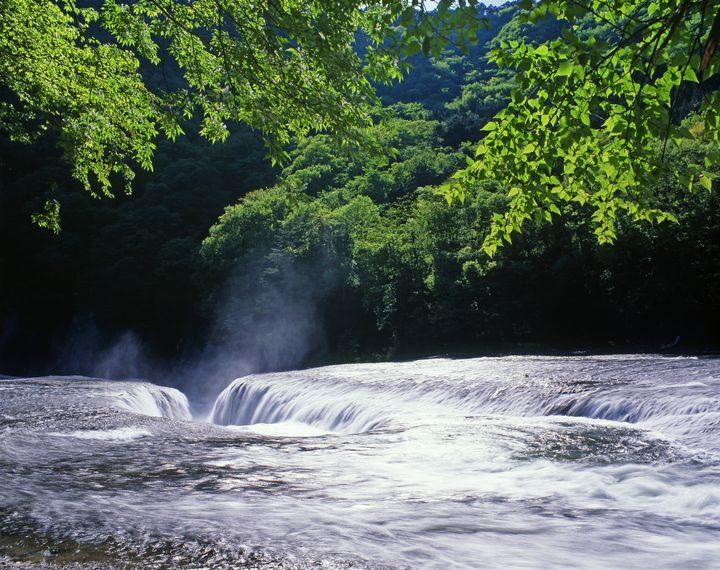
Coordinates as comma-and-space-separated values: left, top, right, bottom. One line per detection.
0, 0, 484, 217
445, 0, 720, 253
3, 1, 719, 247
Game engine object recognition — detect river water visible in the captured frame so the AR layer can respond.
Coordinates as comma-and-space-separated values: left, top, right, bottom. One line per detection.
1, 355, 719, 568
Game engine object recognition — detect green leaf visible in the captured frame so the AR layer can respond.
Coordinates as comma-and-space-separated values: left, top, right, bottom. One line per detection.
557, 60, 574, 77
698, 173, 713, 191
31, 198, 61, 235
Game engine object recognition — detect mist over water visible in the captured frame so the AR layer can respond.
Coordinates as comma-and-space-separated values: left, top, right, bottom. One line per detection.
1, 355, 719, 568
42, 254, 333, 414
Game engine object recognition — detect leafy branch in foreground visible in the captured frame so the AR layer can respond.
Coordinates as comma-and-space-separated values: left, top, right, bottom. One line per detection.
0, 0, 486, 221
443, 0, 720, 255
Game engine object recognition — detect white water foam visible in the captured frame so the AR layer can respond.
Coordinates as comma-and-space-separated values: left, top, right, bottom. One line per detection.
211, 374, 388, 434
113, 384, 192, 420
229, 421, 335, 437
210, 357, 720, 449
49, 427, 152, 442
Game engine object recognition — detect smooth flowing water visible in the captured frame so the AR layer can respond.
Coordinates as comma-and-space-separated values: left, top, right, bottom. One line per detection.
1, 356, 719, 568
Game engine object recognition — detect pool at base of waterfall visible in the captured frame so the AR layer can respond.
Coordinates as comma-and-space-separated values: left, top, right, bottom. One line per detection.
1, 356, 720, 569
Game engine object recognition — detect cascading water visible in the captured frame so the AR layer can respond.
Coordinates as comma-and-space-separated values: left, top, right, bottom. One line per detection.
1, 356, 720, 568
113, 383, 192, 420
210, 356, 720, 448
210, 373, 391, 434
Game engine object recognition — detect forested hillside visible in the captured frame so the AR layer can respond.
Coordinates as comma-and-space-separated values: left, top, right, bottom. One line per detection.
1, 2, 718, 379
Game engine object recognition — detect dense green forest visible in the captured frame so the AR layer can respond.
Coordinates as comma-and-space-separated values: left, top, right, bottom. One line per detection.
1, 2, 718, 380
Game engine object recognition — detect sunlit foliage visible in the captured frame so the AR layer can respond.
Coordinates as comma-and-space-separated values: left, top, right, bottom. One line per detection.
445, 0, 720, 254
0, 0, 485, 207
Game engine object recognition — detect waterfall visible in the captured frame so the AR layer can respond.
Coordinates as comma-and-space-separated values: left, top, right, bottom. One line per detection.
209, 357, 720, 446
211, 375, 387, 434
113, 383, 192, 420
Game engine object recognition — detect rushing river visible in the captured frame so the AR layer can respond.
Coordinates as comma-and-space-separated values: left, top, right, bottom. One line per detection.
1, 355, 719, 568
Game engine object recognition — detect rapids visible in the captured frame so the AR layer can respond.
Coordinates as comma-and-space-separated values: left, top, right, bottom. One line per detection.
1, 356, 719, 568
